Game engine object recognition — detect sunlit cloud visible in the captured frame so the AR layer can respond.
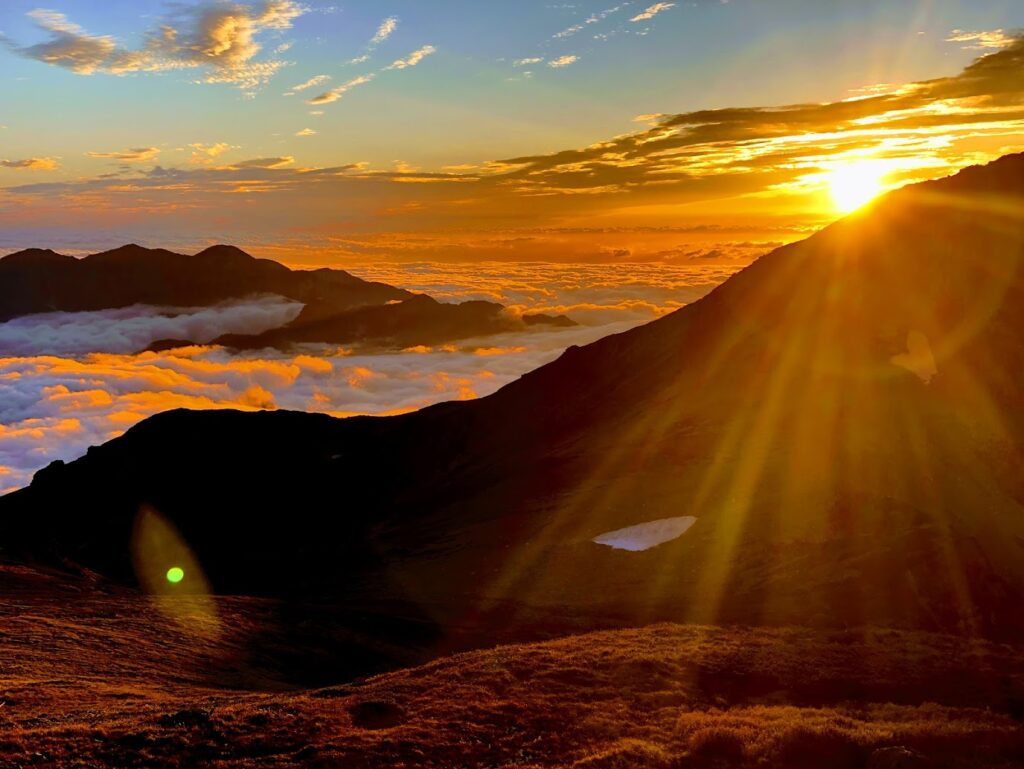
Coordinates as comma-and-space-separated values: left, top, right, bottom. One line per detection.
1, 157, 59, 170
286, 74, 331, 94
86, 147, 161, 163
385, 45, 437, 71
230, 156, 294, 168
630, 3, 676, 22
307, 73, 375, 104
5, 1, 306, 91
553, 24, 584, 40
371, 16, 399, 46
946, 28, 1018, 50
188, 142, 235, 164
514, 57, 544, 67
548, 54, 579, 68
295, 128, 316, 137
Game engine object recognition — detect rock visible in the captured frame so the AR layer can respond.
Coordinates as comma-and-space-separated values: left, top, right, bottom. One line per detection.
157, 707, 212, 729
867, 746, 930, 769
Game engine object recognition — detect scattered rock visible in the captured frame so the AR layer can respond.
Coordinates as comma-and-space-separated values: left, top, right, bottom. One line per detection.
157, 708, 212, 729
867, 746, 931, 769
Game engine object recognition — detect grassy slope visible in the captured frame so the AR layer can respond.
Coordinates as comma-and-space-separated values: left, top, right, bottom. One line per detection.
1, 580, 1022, 768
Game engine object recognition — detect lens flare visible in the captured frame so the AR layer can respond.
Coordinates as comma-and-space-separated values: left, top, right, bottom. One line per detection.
131, 505, 220, 637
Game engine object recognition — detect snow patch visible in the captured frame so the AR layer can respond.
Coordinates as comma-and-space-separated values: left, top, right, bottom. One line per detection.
593, 516, 697, 552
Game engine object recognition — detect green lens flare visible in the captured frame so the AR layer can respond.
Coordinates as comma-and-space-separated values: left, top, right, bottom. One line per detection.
166, 566, 185, 584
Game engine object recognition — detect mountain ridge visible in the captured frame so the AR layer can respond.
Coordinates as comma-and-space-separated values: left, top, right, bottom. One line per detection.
0, 242, 575, 351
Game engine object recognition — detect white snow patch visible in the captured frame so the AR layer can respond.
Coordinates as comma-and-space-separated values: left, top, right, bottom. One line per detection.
592, 516, 697, 552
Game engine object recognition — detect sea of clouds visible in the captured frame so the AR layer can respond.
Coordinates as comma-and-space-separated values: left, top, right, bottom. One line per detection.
0, 263, 739, 493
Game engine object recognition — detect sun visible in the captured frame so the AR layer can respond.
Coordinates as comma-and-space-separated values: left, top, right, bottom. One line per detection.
827, 161, 888, 214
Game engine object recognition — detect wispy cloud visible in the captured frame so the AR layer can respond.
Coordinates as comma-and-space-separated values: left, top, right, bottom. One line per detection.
385, 45, 437, 71
287, 74, 331, 94
295, 128, 316, 137
548, 54, 579, 68
307, 74, 376, 104
86, 147, 160, 163
553, 24, 584, 40
371, 16, 399, 46
946, 28, 1018, 50
1, 157, 59, 170
5, 1, 307, 91
230, 156, 295, 169
514, 57, 544, 67
631, 3, 675, 22
188, 143, 235, 164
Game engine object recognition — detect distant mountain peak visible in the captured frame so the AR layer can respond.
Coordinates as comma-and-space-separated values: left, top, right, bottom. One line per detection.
194, 244, 254, 261
0, 247, 70, 264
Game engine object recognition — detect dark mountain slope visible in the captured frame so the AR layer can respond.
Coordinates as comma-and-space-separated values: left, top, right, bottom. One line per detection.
209, 293, 576, 351
0, 243, 410, 320
3, 154, 1024, 649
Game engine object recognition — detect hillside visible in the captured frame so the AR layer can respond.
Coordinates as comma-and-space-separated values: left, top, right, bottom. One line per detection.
0, 585, 1020, 769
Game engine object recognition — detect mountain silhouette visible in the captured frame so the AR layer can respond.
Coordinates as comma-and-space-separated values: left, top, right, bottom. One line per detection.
0, 243, 410, 320
206, 293, 576, 351
3, 154, 1024, 654
0, 243, 574, 351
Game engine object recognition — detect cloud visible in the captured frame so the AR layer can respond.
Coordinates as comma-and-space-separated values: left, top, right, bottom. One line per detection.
1, 157, 59, 170
86, 147, 161, 163
188, 142, 235, 164
385, 45, 437, 71
295, 128, 316, 137
371, 16, 399, 46
307, 73, 375, 104
548, 54, 579, 68
553, 24, 584, 40
230, 156, 295, 168
0, 296, 304, 356
514, 57, 544, 67
631, 3, 676, 22
6, 1, 307, 91
287, 74, 331, 93
946, 29, 1018, 50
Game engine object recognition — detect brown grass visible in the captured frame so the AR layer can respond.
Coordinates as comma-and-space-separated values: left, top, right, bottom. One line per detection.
0, 582, 1022, 767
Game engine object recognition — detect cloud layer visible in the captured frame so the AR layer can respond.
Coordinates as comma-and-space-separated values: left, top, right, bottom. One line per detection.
0, 296, 304, 356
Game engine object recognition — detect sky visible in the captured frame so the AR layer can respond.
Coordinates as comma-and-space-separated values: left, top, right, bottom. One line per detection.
0, 0, 1023, 261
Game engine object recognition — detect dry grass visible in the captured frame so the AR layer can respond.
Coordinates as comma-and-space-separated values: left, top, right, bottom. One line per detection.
0, 579, 1022, 767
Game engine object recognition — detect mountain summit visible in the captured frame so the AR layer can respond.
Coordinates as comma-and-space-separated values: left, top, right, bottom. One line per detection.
3, 155, 1024, 650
